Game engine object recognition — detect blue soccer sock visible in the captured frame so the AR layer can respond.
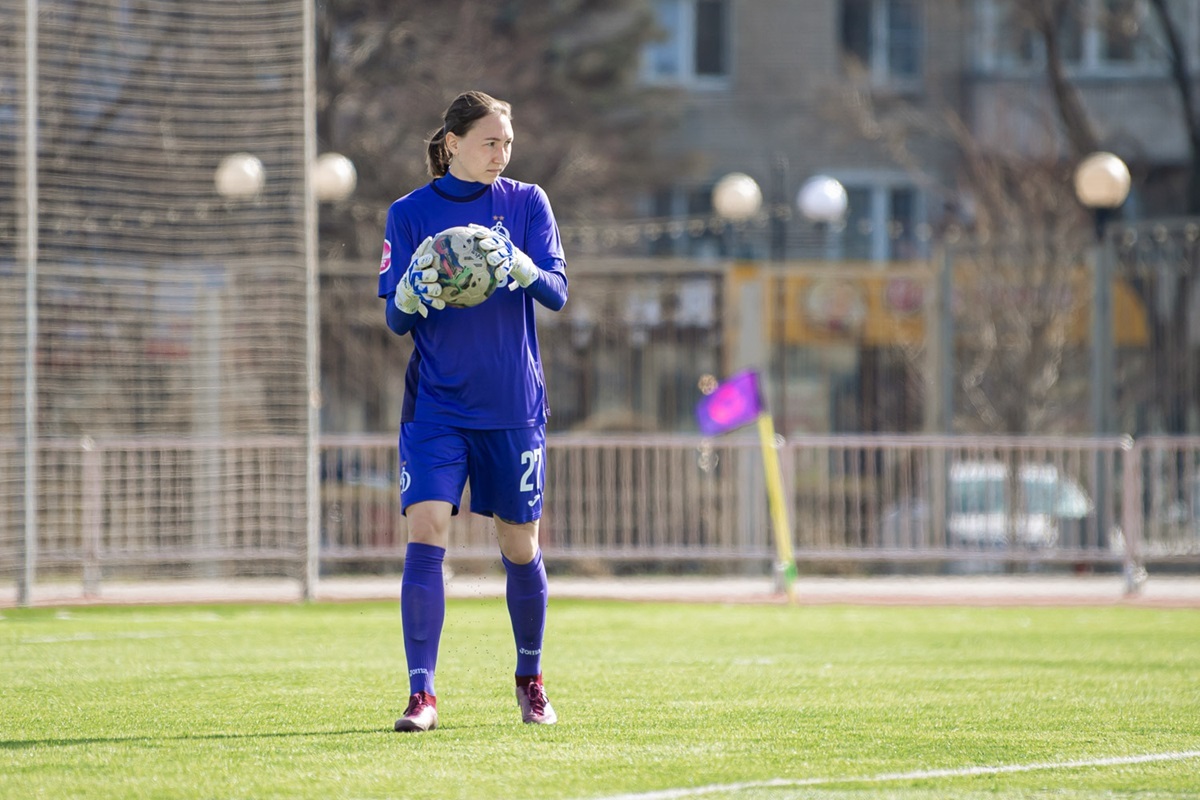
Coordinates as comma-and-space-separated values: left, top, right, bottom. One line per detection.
503, 549, 548, 677
401, 542, 446, 696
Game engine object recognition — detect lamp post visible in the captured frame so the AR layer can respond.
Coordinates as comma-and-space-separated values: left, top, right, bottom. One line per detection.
214, 153, 266, 200
1073, 151, 1130, 564
713, 172, 763, 226
797, 175, 849, 261
1073, 151, 1130, 438
313, 152, 358, 203
714, 171, 850, 433
797, 175, 849, 227
713, 172, 766, 374
794, 175, 849, 433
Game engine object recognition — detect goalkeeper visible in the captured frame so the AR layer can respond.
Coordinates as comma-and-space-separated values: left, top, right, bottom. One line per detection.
377, 90, 568, 733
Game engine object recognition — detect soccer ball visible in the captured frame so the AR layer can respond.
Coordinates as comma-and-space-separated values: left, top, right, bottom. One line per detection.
427, 226, 502, 308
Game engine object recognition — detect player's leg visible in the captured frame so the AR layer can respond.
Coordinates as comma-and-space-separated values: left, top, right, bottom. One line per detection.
495, 517, 556, 724
468, 426, 556, 724
496, 518, 545, 677
395, 424, 468, 732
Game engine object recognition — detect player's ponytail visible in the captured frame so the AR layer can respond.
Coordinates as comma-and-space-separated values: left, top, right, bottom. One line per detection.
426, 90, 513, 179
425, 127, 452, 178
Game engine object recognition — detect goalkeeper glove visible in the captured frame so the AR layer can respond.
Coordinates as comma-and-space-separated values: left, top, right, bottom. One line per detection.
474, 228, 538, 290
394, 237, 444, 318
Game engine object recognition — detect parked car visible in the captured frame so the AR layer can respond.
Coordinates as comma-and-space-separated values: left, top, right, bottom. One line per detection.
1154, 474, 1200, 556
879, 461, 1096, 551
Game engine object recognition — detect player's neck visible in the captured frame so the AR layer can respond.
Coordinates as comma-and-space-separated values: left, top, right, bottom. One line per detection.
437, 171, 487, 197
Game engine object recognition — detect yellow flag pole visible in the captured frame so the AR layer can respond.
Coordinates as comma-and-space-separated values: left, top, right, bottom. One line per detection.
755, 411, 798, 604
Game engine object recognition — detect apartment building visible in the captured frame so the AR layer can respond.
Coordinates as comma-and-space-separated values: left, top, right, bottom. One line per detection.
643, 0, 1200, 258
605, 0, 1200, 436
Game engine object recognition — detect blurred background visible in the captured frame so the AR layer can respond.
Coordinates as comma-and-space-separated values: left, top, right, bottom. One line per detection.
2, 1, 1199, 601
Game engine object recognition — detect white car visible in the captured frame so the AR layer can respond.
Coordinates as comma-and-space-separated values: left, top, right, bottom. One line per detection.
880, 461, 1095, 550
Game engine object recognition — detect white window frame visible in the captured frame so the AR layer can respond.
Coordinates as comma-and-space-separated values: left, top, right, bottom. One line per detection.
641, 0, 731, 88
830, 172, 930, 263
973, 0, 1200, 78
842, 0, 924, 88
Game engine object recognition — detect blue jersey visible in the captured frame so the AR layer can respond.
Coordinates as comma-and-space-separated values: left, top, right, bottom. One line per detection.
378, 174, 567, 429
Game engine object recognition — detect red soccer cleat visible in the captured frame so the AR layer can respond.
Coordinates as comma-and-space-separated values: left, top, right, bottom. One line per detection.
394, 691, 438, 732
515, 675, 557, 725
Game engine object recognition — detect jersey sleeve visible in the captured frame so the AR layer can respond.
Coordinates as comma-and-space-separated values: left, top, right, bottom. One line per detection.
522, 184, 565, 270
521, 184, 568, 310
377, 201, 416, 299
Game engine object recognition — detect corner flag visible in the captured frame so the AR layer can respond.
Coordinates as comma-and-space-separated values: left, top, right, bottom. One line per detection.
695, 370, 798, 604
695, 370, 763, 436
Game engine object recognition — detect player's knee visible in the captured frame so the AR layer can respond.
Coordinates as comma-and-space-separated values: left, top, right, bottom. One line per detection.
496, 518, 539, 564
405, 501, 453, 547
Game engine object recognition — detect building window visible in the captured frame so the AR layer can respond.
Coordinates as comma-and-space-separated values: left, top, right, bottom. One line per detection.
840, 181, 928, 262
643, 0, 730, 85
840, 0, 922, 83
975, 0, 1195, 75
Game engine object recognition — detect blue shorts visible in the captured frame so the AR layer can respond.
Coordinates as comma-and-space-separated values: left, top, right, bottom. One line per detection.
398, 423, 545, 523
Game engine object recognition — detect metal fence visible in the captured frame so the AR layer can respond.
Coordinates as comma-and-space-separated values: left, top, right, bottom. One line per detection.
6, 433, 1198, 602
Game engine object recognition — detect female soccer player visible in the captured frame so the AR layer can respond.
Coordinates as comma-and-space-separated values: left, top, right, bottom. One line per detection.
378, 91, 568, 732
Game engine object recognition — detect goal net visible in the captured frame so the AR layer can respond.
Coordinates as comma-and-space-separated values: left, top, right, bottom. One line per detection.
0, 0, 313, 596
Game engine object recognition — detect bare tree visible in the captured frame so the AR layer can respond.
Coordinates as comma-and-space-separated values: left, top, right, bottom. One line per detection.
836, 54, 1093, 434
1023, 0, 1200, 434
1147, 0, 1200, 213
316, 0, 684, 261
837, 0, 1200, 435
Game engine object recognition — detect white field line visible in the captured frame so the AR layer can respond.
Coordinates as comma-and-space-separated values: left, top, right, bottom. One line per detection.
16, 631, 207, 644
585, 750, 1200, 800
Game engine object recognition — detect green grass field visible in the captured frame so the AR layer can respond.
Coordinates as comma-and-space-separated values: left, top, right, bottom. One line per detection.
3, 597, 1199, 799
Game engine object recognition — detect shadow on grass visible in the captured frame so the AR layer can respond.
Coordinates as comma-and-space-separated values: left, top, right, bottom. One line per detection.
1, 728, 393, 749
2, 720, 509, 749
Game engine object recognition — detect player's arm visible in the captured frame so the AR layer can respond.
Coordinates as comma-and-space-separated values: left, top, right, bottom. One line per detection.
385, 291, 418, 335
475, 231, 568, 311
518, 258, 568, 311
384, 236, 444, 335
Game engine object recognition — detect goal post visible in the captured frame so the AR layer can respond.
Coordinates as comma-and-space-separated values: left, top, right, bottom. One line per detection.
0, 0, 319, 601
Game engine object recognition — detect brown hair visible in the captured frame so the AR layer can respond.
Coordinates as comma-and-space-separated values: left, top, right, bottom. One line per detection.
425, 91, 513, 178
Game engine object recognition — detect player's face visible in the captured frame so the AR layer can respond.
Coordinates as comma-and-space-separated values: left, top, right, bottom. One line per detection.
447, 113, 513, 185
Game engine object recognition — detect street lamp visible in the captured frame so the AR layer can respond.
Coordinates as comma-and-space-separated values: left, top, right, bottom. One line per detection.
1073, 151, 1130, 436
797, 175, 849, 225
1073, 151, 1131, 230
712, 170, 851, 418
713, 172, 766, 374
313, 152, 357, 203
712, 172, 763, 223
1073, 151, 1130, 570
214, 152, 265, 199
797, 175, 848, 261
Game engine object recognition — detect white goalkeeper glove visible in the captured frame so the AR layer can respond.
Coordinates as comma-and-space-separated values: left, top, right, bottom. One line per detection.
394, 237, 444, 318
474, 228, 538, 290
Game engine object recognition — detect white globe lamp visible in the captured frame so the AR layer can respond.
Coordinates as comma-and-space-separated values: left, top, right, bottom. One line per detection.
797, 175, 848, 223
1073, 152, 1130, 210
214, 153, 265, 199
712, 172, 763, 222
313, 152, 357, 203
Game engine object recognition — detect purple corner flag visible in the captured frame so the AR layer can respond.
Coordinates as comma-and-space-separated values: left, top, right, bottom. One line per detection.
695, 370, 765, 436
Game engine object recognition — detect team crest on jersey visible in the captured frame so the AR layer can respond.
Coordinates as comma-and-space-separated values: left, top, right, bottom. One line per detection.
379, 240, 392, 274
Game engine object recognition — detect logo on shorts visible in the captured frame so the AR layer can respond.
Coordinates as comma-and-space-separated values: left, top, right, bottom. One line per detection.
399, 466, 411, 493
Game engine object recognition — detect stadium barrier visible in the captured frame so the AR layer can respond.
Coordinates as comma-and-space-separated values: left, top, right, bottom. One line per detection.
3, 433, 1199, 601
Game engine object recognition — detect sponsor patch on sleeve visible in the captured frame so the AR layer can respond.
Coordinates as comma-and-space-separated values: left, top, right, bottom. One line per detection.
379, 239, 392, 274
